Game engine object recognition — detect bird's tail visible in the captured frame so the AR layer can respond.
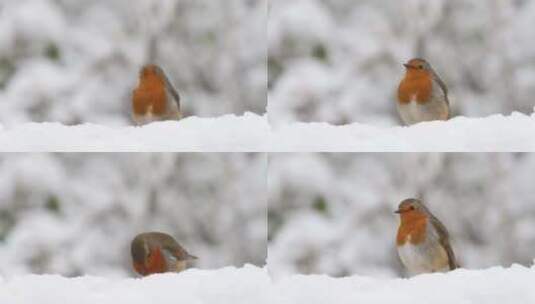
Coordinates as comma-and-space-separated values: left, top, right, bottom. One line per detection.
186, 253, 198, 260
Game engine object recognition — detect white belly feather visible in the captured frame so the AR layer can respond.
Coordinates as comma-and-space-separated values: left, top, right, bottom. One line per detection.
397, 225, 450, 275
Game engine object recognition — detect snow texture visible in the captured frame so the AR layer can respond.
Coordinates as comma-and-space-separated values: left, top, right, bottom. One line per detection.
1, 264, 535, 304
0, 265, 275, 304
271, 112, 535, 152
274, 265, 535, 304
0, 113, 270, 152
1, 112, 533, 152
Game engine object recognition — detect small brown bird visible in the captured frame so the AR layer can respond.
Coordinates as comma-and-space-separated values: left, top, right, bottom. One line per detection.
131, 232, 197, 276
131, 64, 181, 125
395, 198, 457, 275
397, 58, 450, 125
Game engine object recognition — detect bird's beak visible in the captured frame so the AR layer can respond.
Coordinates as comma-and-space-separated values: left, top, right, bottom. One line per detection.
403, 63, 411, 69
187, 254, 198, 260
394, 209, 401, 214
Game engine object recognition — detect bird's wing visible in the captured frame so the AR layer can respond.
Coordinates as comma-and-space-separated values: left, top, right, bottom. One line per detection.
156, 69, 181, 109
161, 238, 195, 260
430, 216, 458, 270
431, 70, 449, 105
164, 77, 181, 109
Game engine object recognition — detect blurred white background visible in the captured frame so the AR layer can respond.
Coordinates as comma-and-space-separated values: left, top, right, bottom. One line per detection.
268, 0, 535, 126
0, 153, 267, 277
0, 0, 267, 126
268, 153, 535, 278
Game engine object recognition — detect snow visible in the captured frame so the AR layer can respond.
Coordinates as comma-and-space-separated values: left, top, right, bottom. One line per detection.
0, 265, 275, 304
0, 112, 534, 151
2, 265, 535, 303
270, 112, 535, 152
275, 265, 535, 304
0, 113, 270, 152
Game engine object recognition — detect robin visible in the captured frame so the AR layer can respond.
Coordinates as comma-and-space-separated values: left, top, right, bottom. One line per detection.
131, 232, 197, 276
395, 198, 457, 275
131, 64, 182, 125
397, 58, 450, 125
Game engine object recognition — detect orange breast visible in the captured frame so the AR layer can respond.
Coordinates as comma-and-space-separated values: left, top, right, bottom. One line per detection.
397, 72, 433, 105
134, 247, 167, 275
132, 74, 168, 116
396, 212, 428, 246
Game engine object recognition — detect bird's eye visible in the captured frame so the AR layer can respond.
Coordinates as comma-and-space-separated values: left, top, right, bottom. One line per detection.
418, 65, 424, 69
409, 205, 415, 210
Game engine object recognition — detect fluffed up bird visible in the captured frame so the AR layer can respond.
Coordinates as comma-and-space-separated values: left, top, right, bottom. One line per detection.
395, 198, 457, 275
131, 232, 197, 276
132, 64, 181, 125
397, 58, 450, 125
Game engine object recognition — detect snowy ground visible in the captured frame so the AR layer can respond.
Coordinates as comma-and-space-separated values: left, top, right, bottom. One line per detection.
271, 112, 535, 152
274, 264, 535, 304
1, 265, 535, 303
0, 112, 534, 151
0, 265, 275, 304
0, 113, 270, 152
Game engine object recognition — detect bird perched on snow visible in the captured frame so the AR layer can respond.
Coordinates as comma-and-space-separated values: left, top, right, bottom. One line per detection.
397, 58, 450, 125
131, 64, 181, 125
131, 232, 197, 276
395, 198, 457, 275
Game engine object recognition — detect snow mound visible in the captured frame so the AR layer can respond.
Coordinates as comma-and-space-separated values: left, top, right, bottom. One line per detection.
0, 265, 275, 304
275, 265, 535, 304
271, 112, 535, 152
0, 113, 269, 152
1, 265, 535, 303
1, 112, 534, 151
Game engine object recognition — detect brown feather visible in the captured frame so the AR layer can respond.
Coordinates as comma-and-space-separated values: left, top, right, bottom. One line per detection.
429, 216, 457, 270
